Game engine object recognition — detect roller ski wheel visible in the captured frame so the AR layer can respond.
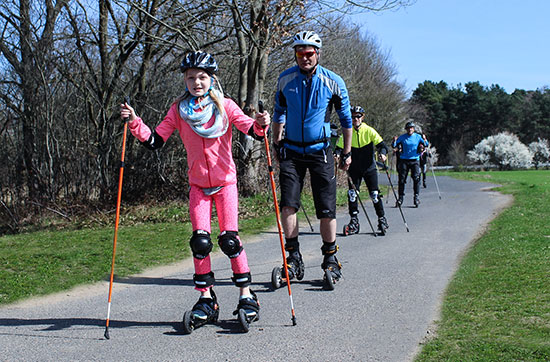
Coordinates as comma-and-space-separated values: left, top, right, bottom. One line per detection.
323, 268, 335, 290
342, 218, 360, 236
233, 292, 260, 333
271, 266, 283, 290
322, 260, 342, 291
181, 290, 219, 334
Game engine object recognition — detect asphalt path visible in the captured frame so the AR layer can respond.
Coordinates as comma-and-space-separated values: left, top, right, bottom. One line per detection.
0, 175, 511, 361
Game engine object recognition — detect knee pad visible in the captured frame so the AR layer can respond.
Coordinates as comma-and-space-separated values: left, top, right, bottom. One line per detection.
370, 190, 379, 204
218, 231, 243, 258
190, 230, 213, 259
232, 272, 251, 287
193, 271, 215, 289
347, 189, 357, 202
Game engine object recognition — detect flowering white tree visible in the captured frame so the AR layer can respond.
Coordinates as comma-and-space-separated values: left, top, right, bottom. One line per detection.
467, 132, 533, 170
528, 138, 550, 169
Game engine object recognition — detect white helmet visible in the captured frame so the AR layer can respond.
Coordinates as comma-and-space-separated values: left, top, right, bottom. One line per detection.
291, 31, 322, 49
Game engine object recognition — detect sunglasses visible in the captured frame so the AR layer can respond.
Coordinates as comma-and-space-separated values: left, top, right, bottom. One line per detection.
295, 50, 317, 59
352, 115, 363, 119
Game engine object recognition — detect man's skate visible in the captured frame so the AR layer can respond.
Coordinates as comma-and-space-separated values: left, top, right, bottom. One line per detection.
182, 289, 219, 334
342, 216, 360, 236
271, 252, 305, 290
233, 291, 260, 333
414, 194, 420, 208
378, 216, 389, 236
322, 255, 342, 291
321, 243, 342, 290
396, 195, 403, 208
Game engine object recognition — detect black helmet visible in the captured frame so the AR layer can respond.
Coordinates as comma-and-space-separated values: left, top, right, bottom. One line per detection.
404, 121, 416, 129
180, 51, 218, 75
351, 106, 365, 114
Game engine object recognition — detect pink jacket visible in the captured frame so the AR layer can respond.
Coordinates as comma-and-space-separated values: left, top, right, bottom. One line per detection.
129, 98, 266, 189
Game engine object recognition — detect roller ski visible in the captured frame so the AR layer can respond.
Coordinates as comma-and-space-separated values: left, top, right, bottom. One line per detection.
377, 216, 389, 236
321, 243, 342, 291
414, 194, 420, 208
233, 291, 260, 333
182, 289, 219, 334
342, 216, 360, 236
271, 252, 304, 290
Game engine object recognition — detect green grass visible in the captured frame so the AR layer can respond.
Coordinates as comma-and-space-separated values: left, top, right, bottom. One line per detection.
0, 188, 348, 305
415, 170, 550, 361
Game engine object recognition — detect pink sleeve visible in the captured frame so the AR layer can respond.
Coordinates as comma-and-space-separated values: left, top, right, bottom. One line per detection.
128, 117, 152, 142
127, 103, 178, 143
224, 98, 268, 137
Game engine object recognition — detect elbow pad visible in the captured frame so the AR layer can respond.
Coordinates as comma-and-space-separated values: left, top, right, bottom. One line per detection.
141, 131, 165, 150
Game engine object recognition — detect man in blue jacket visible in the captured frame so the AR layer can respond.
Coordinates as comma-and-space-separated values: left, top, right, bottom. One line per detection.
272, 31, 352, 288
392, 121, 429, 207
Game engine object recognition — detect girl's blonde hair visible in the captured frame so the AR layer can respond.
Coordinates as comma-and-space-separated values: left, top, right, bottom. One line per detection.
177, 72, 226, 120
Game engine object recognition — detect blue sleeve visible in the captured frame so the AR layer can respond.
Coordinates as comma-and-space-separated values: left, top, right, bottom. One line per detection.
334, 75, 352, 129
273, 78, 287, 124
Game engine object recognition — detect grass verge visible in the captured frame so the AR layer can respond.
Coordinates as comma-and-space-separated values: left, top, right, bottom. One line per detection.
415, 170, 550, 361
0, 188, 348, 305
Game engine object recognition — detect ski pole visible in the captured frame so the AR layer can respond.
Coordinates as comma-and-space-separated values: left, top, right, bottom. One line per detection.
346, 174, 377, 237
301, 204, 314, 232
104, 96, 130, 340
260, 101, 297, 326
427, 148, 442, 199
376, 161, 410, 232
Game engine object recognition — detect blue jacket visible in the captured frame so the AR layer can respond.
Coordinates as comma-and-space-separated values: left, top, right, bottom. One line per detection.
273, 65, 352, 154
392, 133, 429, 160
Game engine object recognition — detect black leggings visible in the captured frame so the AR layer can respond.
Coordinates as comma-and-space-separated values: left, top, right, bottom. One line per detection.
347, 169, 384, 218
397, 159, 421, 197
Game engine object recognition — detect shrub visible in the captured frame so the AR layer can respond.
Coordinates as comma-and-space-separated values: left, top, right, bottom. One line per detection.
467, 132, 533, 170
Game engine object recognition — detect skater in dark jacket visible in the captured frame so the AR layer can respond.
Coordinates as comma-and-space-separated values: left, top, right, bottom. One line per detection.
120, 51, 269, 332
391, 121, 428, 207
335, 106, 389, 235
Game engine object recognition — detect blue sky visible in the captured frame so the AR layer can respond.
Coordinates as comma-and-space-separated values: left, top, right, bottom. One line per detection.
353, 0, 549, 96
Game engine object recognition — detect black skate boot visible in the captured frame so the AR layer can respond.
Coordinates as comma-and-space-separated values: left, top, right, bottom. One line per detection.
182, 289, 219, 334
342, 216, 360, 236
271, 251, 304, 289
233, 291, 260, 332
396, 195, 404, 208
414, 194, 420, 208
422, 178, 427, 188
378, 216, 389, 236
321, 242, 342, 291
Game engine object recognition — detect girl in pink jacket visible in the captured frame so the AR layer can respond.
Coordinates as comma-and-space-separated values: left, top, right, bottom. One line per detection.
120, 51, 269, 332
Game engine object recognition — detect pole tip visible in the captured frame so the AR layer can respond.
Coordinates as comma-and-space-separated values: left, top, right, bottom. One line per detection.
292, 316, 297, 326
104, 327, 110, 339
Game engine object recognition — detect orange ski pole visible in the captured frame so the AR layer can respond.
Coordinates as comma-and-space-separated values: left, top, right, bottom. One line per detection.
104, 97, 130, 339
260, 101, 297, 326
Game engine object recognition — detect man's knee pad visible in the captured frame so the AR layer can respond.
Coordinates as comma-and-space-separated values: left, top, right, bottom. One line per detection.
347, 189, 357, 202
370, 190, 379, 204
232, 272, 251, 287
190, 230, 212, 259
193, 271, 215, 289
218, 231, 242, 258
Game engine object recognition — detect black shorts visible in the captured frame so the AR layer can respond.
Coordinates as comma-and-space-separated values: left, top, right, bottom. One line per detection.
279, 147, 336, 219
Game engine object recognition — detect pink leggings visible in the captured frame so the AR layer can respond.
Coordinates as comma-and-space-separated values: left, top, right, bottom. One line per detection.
189, 183, 250, 291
